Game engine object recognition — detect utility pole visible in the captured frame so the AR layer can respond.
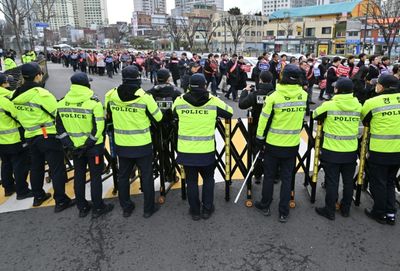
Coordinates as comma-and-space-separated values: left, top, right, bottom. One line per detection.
362, 0, 370, 53
26, 0, 34, 50
224, 14, 227, 53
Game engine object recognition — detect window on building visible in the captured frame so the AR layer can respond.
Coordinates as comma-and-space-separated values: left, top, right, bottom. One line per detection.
267, 30, 274, 36
277, 30, 285, 36
348, 31, 358, 37
245, 31, 250, 36
213, 32, 217, 37
305, 28, 315, 37
336, 31, 346, 37
288, 29, 293, 35
321, 27, 331, 34
251, 31, 256, 36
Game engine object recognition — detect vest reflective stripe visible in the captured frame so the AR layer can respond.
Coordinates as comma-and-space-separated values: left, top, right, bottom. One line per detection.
324, 133, 357, 140
178, 135, 215, 141
327, 111, 361, 116
269, 128, 302, 135
95, 117, 104, 121
114, 127, 150, 135
25, 121, 54, 131
261, 112, 270, 118
274, 101, 307, 108
175, 104, 217, 110
256, 135, 265, 140
151, 108, 161, 116
68, 132, 91, 137
370, 134, 400, 140
0, 127, 19, 134
371, 104, 400, 114
56, 132, 68, 139
22, 102, 41, 109
58, 108, 93, 114
109, 101, 146, 109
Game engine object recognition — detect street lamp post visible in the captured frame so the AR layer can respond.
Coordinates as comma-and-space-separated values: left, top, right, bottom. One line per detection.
362, 0, 370, 53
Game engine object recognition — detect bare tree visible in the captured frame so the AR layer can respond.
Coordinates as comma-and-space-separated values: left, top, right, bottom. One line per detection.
224, 8, 251, 54
198, 15, 219, 52
0, 20, 5, 48
115, 23, 131, 44
0, 0, 31, 54
165, 17, 184, 50
31, 0, 57, 59
180, 16, 203, 50
367, 0, 400, 58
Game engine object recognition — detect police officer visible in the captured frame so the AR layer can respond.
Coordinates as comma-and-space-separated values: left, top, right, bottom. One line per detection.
105, 66, 163, 218
172, 73, 233, 221
11, 62, 74, 211
0, 74, 32, 199
4, 53, 17, 71
56, 72, 113, 218
147, 69, 181, 182
239, 71, 275, 183
255, 64, 307, 223
313, 78, 362, 220
361, 74, 400, 225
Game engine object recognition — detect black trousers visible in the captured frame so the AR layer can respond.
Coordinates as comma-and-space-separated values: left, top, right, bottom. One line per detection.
29, 137, 69, 204
369, 162, 399, 216
248, 124, 263, 178
184, 164, 215, 214
118, 155, 154, 213
261, 153, 295, 216
0, 149, 30, 196
323, 162, 356, 215
226, 85, 238, 100
73, 153, 105, 210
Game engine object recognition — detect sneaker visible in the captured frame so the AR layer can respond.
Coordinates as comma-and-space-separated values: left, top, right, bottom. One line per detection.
122, 203, 136, 218
387, 214, 396, 226
255, 201, 271, 216
364, 208, 386, 224
16, 190, 34, 200
54, 199, 76, 213
279, 214, 288, 223
92, 204, 114, 219
33, 193, 52, 207
201, 205, 215, 220
315, 207, 335, 220
79, 205, 92, 218
143, 203, 160, 218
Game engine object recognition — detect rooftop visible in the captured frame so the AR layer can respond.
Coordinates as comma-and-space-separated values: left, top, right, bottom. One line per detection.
270, 0, 362, 19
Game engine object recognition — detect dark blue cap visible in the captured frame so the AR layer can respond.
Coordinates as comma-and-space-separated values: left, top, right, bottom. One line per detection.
283, 64, 301, 79
21, 62, 42, 80
122, 66, 140, 81
0, 73, 13, 85
378, 74, 399, 89
190, 73, 206, 89
70, 72, 91, 86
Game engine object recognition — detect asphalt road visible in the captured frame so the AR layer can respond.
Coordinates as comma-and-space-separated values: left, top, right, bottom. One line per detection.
0, 63, 398, 271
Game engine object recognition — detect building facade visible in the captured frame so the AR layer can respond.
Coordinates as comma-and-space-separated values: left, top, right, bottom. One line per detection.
133, 0, 166, 14
173, 0, 223, 16
49, 0, 76, 30
74, 0, 109, 28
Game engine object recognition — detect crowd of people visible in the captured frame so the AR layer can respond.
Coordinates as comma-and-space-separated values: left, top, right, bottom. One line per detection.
0, 47, 399, 225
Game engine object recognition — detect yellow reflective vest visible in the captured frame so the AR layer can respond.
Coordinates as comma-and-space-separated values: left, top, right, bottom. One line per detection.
57, 84, 104, 148
0, 87, 21, 145
257, 83, 307, 147
106, 88, 162, 147
12, 87, 57, 139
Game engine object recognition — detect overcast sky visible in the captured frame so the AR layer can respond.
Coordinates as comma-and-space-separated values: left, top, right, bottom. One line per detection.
107, 0, 262, 24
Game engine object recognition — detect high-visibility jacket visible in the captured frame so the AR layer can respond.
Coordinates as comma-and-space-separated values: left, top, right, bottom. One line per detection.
27, 51, 36, 62
4, 58, 17, 71
173, 94, 233, 154
107, 88, 162, 147
361, 92, 400, 153
57, 84, 104, 148
12, 87, 57, 139
257, 83, 307, 147
313, 93, 361, 152
0, 87, 21, 145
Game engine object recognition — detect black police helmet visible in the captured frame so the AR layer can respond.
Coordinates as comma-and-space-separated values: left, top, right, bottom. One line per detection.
21, 62, 43, 81
122, 66, 140, 83
281, 64, 301, 84
378, 74, 399, 90
70, 72, 91, 88
259, 71, 273, 83
334, 78, 354, 94
189, 73, 206, 90
157, 69, 170, 83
